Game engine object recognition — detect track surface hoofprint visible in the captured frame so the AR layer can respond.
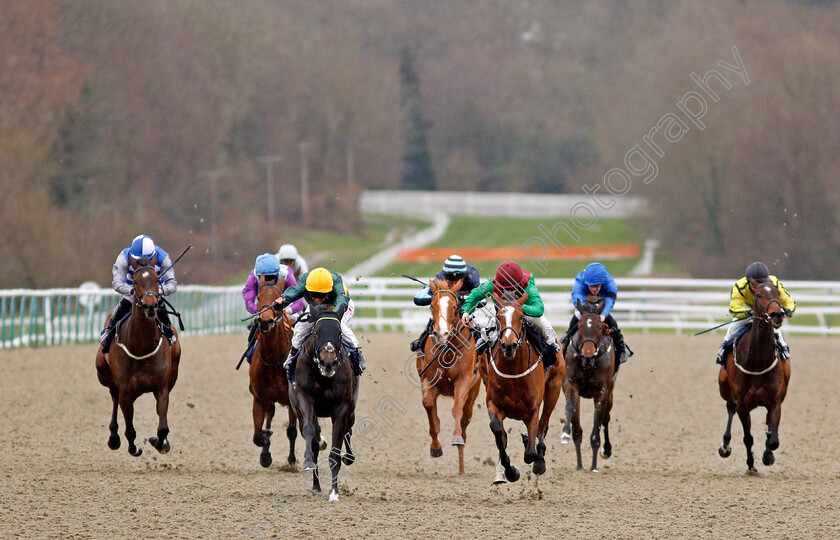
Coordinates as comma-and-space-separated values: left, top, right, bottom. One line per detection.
2, 333, 840, 538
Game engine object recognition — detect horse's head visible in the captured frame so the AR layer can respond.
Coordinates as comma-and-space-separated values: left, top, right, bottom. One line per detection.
749, 278, 785, 328
132, 266, 161, 319
256, 278, 286, 334
311, 307, 345, 378
429, 278, 461, 345
575, 296, 607, 359
494, 291, 528, 360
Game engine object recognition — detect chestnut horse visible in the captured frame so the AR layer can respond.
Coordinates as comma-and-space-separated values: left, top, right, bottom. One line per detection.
248, 280, 298, 468
415, 278, 482, 475
485, 291, 564, 483
560, 296, 616, 472
289, 306, 358, 501
95, 265, 181, 456
718, 278, 791, 472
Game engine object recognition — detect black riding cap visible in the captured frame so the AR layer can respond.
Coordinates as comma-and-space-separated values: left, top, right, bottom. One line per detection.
746, 262, 770, 282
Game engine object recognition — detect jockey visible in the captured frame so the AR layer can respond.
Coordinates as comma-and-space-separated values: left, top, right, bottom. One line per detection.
561, 262, 633, 370
276, 244, 309, 280
460, 260, 560, 369
715, 262, 796, 365
100, 234, 177, 355
240, 253, 306, 364
410, 254, 481, 354
272, 267, 365, 385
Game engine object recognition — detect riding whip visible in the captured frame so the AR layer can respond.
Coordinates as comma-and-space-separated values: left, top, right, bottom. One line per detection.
693, 316, 752, 336
159, 244, 193, 277
402, 274, 428, 286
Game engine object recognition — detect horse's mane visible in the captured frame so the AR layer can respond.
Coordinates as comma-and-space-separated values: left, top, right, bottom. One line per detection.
580, 295, 605, 315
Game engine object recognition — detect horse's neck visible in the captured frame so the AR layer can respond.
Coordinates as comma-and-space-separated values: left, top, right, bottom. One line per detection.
261, 326, 289, 362
122, 305, 161, 347
745, 317, 776, 366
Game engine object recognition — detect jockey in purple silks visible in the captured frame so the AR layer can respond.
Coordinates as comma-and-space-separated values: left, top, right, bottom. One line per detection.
240, 253, 306, 364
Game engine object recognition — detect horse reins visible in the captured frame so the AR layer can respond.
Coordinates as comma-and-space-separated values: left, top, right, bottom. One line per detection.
489, 301, 539, 379
313, 315, 349, 370
732, 294, 782, 376
417, 289, 474, 378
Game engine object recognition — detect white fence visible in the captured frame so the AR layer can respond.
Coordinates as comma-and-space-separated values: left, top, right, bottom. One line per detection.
2, 278, 839, 348
360, 189, 647, 218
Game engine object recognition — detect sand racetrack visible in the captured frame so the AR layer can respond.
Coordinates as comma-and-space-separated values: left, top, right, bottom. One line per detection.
2, 331, 840, 539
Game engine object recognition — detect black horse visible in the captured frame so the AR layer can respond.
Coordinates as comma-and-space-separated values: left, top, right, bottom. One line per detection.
289, 306, 359, 501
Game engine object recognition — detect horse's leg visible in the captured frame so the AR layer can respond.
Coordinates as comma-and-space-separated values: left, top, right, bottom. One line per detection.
421, 385, 443, 458
286, 406, 298, 465
451, 374, 472, 475
763, 404, 782, 467
107, 388, 121, 450
295, 393, 320, 492
589, 388, 608, 472
537, 370, 563, 465
736, 406, 756, 472
564, 384, 583, 470
525, 412, 544, 475
719, 401, 736, 458
488, 402, 519, 482
251, 397, 271, 466
149, 387, 171, 454
119, 393, 142, 457
328, 415, 345, 502
600, 390, 613, 459
455, 376, 481, 476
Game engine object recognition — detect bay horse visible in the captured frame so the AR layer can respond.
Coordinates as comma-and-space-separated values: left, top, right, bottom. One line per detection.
95, 265, 181, 456
560, 296, 616, 472
415, 278, 481, 475
718, 278, 791, 472
248, 279, 297, 468
289, 306, 358, 501
485, 290, 563, 483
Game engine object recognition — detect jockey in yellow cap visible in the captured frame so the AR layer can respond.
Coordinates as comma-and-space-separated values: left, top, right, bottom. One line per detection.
273, 267, 364, 386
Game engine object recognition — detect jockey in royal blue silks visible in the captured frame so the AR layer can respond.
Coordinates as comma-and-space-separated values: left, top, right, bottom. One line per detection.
561, 262, 633, 371
409, 255, 482, 355
99, 234, 178, 355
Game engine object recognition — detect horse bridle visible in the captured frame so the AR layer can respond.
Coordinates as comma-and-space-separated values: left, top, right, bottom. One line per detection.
495, 301, 525, 350
313, 315, 348, 371
572, 315, 609, 365
431, 289, 469, 338
132, 265, 161, 316
256, 285, 286, 333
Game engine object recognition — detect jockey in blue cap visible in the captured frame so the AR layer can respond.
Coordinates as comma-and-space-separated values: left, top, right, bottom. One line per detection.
99, 235, 178, 356
561, 262, 632, 371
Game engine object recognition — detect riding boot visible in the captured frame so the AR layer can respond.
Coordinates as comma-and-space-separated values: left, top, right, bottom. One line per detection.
100, 298, 133, 353
348, 347, 366, 377
410, 320, 434, 353
284, 346, 300, 387
157, 305, 177, 345
541, 341, 560, 371
716, 342, 730, 366
611, 328, 632, 372
560, 316, 578, 356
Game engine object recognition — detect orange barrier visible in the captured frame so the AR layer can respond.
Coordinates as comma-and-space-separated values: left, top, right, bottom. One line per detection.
396, 244, 640, 262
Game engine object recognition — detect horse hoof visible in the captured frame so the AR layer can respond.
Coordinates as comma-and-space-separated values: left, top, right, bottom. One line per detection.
747, 467, 758, 475
430, 447, 443, 458
342, 452, 356, 466
521, 432, 528, 448
129, 446, 142, 457
452, 437, 465, 447
524, 451, 537, 464
149, 437, 170, 454
763, 451, 775, 467
504, 466, 520, 483
260, 452, 273, 468
302, 459, 317, 471
492, 475, 507, 485
329, 491, 340, 502
107, 435, 121, 450
287, 456, 296, 465
532, 460, 546, 476
560, 433, 572, 445
591, 468, 599, 473
600, 449, 611, 459
718, 444, 732, 458
319, 436, 328, 451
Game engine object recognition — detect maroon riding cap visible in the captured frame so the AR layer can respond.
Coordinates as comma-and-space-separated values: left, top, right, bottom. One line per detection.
495, 261, 529, 290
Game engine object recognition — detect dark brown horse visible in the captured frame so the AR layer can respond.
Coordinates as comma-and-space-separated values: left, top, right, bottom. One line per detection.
718, 278, 791, 472
485, 291, 564, 483
95, 265, 181, 456
415, 278, 482, 475
560, 296, 616, 472
289, 306, 358, 501
248, 279, 298, 468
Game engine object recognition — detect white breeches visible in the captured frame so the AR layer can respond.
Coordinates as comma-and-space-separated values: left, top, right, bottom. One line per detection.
291, 299, 358, 349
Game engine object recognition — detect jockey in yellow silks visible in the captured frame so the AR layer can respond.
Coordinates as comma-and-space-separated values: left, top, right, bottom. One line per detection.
716, 262, 796, 365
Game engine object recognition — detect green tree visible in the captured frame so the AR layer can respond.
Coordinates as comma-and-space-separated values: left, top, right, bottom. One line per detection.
399, 45, 435, 191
